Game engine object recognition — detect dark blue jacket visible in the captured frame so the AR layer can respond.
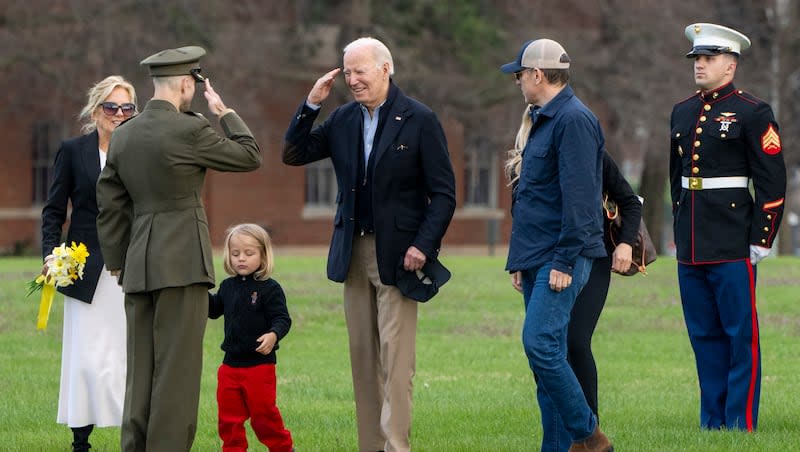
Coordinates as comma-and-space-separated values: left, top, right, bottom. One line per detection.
283, 82, 456, 284
506, 85, 606, 275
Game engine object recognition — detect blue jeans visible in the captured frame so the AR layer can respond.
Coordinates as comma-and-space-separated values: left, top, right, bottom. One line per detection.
521, 257, 596, 452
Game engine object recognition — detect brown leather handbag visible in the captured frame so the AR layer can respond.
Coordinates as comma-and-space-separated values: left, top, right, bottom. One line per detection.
602, 194, 657, 276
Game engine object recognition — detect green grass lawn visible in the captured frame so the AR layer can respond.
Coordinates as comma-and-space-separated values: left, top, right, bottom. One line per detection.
1, 254, 798, 451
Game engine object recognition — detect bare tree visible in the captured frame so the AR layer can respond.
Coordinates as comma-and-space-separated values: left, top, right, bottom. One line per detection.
2, 0, 797, 252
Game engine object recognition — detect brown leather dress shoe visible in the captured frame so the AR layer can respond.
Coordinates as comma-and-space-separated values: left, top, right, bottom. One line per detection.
568, 425, 614, 452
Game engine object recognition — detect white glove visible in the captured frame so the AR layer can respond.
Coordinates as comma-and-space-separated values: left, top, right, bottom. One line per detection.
749, 245, 771, 265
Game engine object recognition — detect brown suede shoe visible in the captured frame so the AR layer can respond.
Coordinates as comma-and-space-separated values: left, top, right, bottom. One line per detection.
568, 425, 613, 452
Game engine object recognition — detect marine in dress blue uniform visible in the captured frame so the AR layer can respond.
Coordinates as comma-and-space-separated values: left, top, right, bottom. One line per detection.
669, 23, 787, 431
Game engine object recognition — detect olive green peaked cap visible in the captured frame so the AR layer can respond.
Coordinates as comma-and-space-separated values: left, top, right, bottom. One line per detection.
140, 46, 206, 77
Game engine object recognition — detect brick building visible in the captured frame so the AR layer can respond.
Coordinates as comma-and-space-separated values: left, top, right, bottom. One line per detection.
0, 77, 513, 255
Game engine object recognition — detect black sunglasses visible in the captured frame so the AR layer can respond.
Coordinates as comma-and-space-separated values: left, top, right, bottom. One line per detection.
100, 102, 136, 117
514, 68, 535, 81
190, 68, 206, 83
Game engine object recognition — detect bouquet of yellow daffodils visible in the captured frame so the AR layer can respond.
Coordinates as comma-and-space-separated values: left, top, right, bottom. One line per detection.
27, 241, 90, 330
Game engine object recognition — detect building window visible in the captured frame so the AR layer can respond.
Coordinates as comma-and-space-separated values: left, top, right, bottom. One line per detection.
304, 159, 337, 207
31, 121, 61, 204
463, 146, 497, 208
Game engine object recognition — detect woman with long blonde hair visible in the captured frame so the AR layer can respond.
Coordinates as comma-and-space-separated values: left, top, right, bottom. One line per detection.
41, 75, 137, 451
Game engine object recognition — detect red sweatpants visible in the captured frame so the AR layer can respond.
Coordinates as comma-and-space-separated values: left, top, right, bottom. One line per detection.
217, 363, 293, 452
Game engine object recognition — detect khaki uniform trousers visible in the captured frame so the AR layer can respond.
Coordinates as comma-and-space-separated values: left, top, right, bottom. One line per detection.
121, 284, 208, 452
345, 234, 418, 452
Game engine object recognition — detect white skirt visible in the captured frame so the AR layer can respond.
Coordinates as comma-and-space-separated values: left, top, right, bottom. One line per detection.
57, 267, 127, 427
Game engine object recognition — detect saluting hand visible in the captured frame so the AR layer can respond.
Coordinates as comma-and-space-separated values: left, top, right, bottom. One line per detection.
203, 78, 230, 116
307, 68, 342, 105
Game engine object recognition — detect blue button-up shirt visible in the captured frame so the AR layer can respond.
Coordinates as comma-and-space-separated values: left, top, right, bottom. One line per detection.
307, 99, 385, 168
506, 85, 607, 274
360, 102, 384, 166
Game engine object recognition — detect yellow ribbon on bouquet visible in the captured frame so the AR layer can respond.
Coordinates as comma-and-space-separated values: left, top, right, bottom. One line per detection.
27, 242, 89, 330
36, 282, 56, 330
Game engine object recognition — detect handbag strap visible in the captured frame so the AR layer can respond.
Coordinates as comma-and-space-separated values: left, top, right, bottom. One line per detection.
602, 193, 619, 220
636, 244, 649, 275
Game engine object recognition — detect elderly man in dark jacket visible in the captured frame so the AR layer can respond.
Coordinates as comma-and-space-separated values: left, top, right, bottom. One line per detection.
283, 37, 455, 452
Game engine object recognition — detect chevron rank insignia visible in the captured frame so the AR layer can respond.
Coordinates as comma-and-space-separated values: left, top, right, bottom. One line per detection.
763, 198, 784, 210
761, 124, 782, 155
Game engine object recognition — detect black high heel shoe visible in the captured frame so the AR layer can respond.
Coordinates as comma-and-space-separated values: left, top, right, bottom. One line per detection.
71, 424, 94, 452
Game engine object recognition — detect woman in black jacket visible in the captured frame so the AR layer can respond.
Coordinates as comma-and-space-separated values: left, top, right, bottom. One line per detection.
508, 145, 641, 427
41, 75, 137, 451
568, 152, 642, 421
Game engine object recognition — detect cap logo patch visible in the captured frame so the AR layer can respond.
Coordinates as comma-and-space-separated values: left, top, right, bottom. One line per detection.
694, 25, 702, 34
761, 124, 782, 155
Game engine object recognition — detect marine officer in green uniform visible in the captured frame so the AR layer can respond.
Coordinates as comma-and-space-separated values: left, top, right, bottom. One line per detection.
96, 46, 262, 451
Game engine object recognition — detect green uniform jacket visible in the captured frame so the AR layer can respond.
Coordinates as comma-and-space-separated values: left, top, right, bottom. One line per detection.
97, 99, 261, 293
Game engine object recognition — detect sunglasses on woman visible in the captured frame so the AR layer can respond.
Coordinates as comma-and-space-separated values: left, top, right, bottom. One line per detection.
100, 102, 136, 117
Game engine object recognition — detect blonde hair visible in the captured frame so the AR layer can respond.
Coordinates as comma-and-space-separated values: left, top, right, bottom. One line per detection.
222, 223, 274, 280
504, 104, 534, 185
344, 37, 395, 76
78, 75, 137, 134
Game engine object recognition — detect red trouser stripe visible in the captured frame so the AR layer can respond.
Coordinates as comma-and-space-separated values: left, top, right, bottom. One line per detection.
745, 261, 758, 432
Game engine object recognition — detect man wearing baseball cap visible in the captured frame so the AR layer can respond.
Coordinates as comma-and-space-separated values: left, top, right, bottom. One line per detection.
670, 23, 786, 431
501, 39, 612, 452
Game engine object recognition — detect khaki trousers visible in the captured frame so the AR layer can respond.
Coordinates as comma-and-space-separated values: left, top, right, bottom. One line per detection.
120, 284, 208, 452
344, 235, 418, 452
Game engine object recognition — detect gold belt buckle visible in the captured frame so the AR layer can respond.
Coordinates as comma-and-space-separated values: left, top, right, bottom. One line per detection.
688, 177, 702, 190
